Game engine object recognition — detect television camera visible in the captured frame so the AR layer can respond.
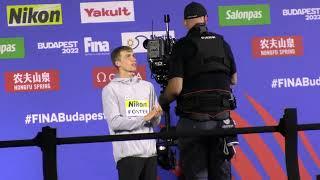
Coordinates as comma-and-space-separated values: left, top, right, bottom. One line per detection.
143, 14, 177, 170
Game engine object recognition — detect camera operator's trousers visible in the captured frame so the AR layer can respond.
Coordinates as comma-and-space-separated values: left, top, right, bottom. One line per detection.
177, 117, 232, 180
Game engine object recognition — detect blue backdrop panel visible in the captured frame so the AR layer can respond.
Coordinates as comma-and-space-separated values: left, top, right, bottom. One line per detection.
0, 0, 319, 179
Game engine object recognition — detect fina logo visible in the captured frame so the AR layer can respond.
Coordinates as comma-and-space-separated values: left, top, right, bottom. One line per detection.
201, 36, 216, 40
84, 37, 110, 55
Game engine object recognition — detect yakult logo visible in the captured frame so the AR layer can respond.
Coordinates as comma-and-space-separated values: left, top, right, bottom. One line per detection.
80, 1, 135, 23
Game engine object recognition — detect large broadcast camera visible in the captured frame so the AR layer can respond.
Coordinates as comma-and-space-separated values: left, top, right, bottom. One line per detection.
143, 15, 177, 171
143, 14, 175, 88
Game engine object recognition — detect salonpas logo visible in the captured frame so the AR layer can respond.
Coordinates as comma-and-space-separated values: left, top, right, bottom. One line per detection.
7, 4, 63, 27
218, 4, 271, 26
0, 37, 25, 59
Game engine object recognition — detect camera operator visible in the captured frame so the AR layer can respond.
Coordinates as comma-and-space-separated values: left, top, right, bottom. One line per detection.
159, 2, 238, 180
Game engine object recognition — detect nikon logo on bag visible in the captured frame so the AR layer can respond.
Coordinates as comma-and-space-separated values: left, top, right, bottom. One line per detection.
218, 4, 270, 26
7, 4, 63, 27
0, 37, 25, 59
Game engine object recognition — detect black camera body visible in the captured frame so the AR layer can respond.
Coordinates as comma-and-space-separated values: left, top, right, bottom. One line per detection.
143, 15, 175, 88
146, 38, 165, 59
143, 15, 177, 171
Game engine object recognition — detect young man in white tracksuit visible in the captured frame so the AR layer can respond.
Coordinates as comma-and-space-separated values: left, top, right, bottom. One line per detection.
102, 46, 162, 180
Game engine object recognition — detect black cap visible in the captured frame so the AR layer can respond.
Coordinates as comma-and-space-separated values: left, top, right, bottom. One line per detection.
184, 2, 207, 19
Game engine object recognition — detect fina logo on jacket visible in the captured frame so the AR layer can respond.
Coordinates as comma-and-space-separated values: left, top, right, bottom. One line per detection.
201, 36, 216, 40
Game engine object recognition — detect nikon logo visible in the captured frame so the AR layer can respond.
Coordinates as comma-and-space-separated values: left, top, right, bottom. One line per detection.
7, 4, 63, 27
218, 4, 270, 26
128, 101, 148, 108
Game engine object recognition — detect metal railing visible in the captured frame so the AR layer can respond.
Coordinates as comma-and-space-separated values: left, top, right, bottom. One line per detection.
0, 108, 320, 180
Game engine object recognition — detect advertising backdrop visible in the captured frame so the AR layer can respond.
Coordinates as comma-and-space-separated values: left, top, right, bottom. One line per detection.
0, 0, 319, 179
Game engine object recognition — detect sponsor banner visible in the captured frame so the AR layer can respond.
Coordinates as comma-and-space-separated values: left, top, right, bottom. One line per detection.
37, 40, 79, 55
7, 4, 63, 27
252, 36, 303, 58
5, 70, 60, 92
84, 37, 110, 56
282, 8, 320, 21
121, 31, 175, 53
271, 76, 320, 89
0, 37, 25, 59
25, 112, 105, 125
80, 1, 135, 23
92, 65, 146, 88
218, 4, 270, 26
